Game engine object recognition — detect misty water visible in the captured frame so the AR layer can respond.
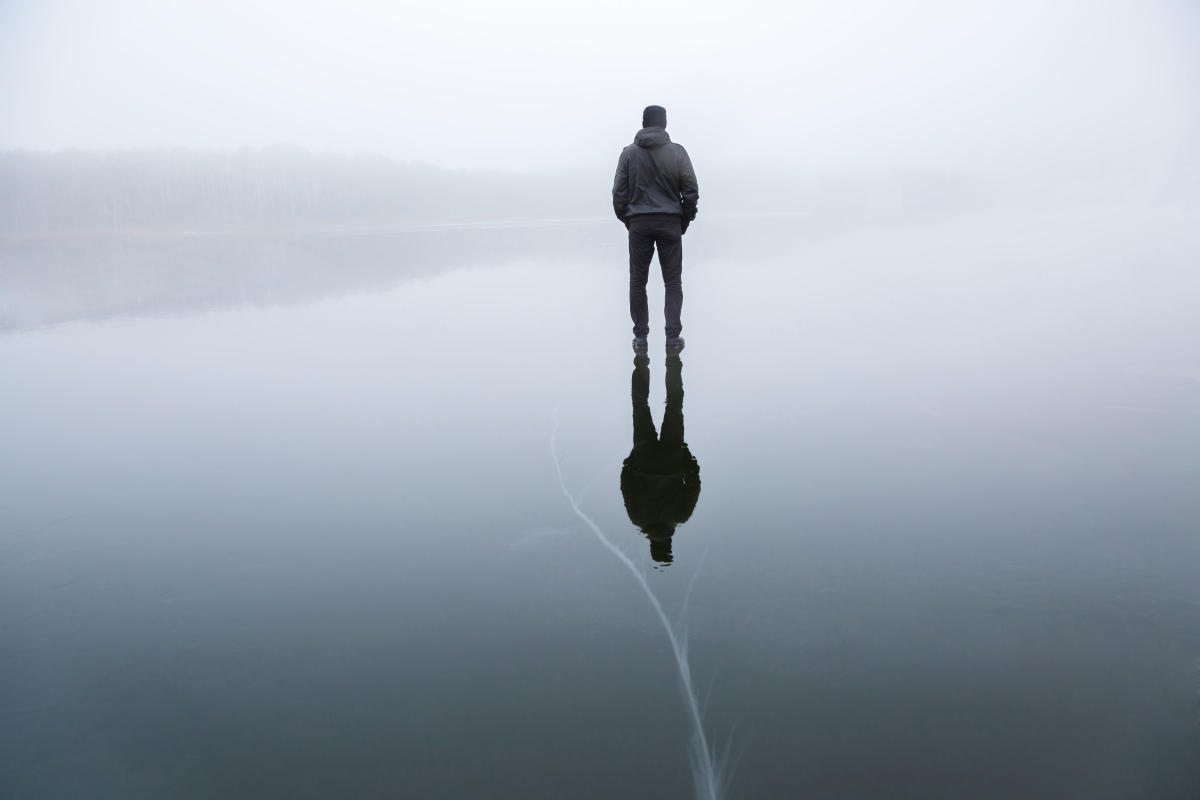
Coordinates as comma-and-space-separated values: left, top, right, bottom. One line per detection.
3, 209, 1199, 798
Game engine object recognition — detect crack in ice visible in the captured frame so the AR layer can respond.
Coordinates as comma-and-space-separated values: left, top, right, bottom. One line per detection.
551, 419, 724, 800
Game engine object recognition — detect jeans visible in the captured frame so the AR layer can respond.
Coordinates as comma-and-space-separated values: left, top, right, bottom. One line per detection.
628, 215, 683, 340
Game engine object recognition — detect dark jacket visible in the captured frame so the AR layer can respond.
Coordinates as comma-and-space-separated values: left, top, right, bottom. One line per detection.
612, 128, 699, 226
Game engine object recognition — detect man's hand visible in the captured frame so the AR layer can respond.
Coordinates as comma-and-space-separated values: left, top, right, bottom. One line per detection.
681, 218, 690, 235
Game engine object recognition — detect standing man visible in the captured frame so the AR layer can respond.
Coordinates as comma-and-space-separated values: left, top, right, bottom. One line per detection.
612, 105, 699, 353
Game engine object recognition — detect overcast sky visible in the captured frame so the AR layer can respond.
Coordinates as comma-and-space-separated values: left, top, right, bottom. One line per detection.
2, 0, 1197, 176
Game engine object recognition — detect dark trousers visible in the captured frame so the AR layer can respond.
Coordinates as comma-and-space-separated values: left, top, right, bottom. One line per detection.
628, 215, 683, 339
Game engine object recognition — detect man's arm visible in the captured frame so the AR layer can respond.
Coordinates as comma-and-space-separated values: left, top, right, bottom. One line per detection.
612, 149, 630, 227
677, 147, 698, 223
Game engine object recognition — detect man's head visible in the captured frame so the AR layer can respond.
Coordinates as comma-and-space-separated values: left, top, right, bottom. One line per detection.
642, 105, 667, 129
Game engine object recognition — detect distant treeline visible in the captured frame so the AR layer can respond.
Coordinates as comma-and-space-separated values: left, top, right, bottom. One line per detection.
0, 147, 1002, 235
0, 148, 615, 234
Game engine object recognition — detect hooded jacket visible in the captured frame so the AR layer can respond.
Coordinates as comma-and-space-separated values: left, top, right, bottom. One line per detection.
612, 128, 699, 225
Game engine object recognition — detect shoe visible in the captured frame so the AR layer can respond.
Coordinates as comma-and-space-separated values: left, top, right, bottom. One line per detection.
632, 337, 648, 352
665, 337, 685, 353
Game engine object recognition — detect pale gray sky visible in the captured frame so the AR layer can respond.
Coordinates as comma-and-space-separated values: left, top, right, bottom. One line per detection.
2, 0, 1196, 175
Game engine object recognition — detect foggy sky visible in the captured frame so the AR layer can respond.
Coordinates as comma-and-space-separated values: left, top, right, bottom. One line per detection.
2, 0, 1197, 179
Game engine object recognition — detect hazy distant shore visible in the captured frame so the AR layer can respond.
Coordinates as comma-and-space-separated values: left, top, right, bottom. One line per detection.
0, 148, 1018, 237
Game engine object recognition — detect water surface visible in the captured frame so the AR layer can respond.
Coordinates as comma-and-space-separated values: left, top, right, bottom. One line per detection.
3, 210, 1199, 798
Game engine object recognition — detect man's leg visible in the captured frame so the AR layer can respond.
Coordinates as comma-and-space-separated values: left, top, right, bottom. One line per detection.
628, 219, 655, 339
654, 219, 684, 340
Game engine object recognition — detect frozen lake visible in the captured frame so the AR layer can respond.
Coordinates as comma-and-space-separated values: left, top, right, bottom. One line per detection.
3, 209, 1199, 798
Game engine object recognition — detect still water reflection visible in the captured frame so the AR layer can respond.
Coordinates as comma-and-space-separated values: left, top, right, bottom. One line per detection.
622, 354, 701, 566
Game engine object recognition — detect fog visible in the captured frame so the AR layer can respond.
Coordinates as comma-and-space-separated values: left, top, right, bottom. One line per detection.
3, 0, 1199, 238
3, 1, 1198, 188
3, 3, 1200, 799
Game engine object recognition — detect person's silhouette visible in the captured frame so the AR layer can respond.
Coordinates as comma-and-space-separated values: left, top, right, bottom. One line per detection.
620, 353, 701, 565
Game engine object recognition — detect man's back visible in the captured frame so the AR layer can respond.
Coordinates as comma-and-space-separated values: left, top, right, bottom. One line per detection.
613, 128, 698, 223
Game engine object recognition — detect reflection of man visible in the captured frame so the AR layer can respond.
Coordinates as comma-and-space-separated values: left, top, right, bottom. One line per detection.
620, 353, 701, 565
612, 105, 699, 354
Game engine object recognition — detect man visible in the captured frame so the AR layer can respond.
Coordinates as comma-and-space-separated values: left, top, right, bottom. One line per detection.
612, 105, 699, 353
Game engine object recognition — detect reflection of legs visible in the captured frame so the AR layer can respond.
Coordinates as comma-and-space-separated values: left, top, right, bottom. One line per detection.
656, 225, 683, 340
631, 354, 657, 446
628, 223, 655, 339
661, 354, 684, 446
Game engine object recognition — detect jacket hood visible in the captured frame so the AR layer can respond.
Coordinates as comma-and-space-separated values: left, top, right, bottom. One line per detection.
634, 127, 671, 148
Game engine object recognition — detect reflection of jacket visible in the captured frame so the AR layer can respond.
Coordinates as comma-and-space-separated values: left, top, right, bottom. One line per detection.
612, 128, 699, 225
620, 354, 700, 564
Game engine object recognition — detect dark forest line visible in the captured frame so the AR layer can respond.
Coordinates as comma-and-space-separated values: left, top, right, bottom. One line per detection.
0, 148, 607, 234
0, 148, 1011, 236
